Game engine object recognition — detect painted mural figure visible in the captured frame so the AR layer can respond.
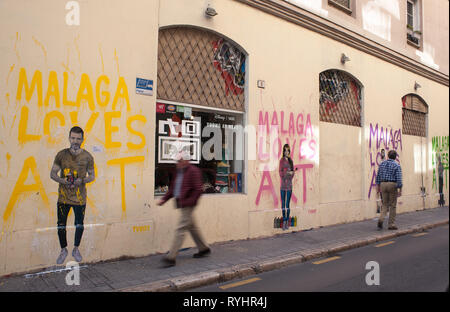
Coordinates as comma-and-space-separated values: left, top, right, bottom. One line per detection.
376, 150, 402, 230
157, 150, 211, 268
437, 154, 445, 207
279, 144, 296, 230
50, 126, 96, 264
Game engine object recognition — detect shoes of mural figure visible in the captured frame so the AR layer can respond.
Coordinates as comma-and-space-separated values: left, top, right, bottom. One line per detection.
377, 221, 383, 230
160, 257, 176, 268
72, 247, 82, 262
193, 248, 211, 258
388, 225, 398, 230
56, 248, 68, 264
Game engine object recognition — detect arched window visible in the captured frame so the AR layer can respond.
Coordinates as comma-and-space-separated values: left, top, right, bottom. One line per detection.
157, 26, 246, 111
155, 26, 247, 195
402, 94, 428, 137
319, 70, 362, 127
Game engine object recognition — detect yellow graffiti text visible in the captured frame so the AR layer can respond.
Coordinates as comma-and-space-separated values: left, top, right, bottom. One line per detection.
3, 156, 50, 222
17, 68, 130, 111
15, 68, 145, 149
18, 106, 42, 144
107, 156, 145, 216
133, 225, 150, 233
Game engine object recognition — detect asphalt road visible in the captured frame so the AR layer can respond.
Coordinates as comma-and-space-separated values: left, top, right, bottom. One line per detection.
194, 225, 449, 292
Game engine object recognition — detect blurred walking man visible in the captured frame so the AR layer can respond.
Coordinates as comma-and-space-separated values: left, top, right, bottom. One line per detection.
157, 150, 210, 267
376, 150, 402, 230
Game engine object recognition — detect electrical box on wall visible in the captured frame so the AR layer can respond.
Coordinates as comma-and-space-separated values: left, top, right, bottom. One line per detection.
257, 80, 265, 89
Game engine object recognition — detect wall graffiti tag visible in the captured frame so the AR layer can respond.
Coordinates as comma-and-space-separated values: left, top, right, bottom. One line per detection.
2, 67, 147, 224
432, 135, 449, 192
367, 123, 402, 199
255, 110, 316, 207
212, 39, 245, 96
319, 70, 361, 127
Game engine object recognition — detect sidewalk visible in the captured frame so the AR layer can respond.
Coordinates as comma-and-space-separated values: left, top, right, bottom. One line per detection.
0, 206, 448, 292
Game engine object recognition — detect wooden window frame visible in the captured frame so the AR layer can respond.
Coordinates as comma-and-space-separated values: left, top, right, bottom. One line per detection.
406, 0, 422, 49
328, 0, 352, 15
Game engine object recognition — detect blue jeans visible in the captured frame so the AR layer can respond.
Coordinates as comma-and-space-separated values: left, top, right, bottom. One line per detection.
280, 190, 292, 222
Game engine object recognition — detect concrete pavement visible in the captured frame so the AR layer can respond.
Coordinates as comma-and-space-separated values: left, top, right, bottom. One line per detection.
0, 206, 448, 292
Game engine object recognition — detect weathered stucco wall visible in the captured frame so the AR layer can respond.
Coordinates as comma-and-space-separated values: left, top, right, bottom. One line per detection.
0, 0, 448, 276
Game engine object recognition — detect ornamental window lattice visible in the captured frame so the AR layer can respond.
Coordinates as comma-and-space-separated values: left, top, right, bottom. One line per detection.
319, 70, 362, 127
157, 26, 246, 112
329, 0, 351, 9
402, 94, 427, 137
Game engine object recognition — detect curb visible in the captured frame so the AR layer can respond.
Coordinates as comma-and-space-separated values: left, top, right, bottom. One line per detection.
117, 220, 449, 292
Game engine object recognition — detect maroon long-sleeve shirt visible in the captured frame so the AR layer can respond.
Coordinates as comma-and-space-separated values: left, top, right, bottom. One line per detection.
161, 164, 203, 208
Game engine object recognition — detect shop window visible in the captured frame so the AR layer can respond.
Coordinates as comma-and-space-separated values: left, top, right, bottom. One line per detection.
402, 94, 427, 137
156, 27, 247, 196
319, 70, 362, 127
154, 103, 244, 195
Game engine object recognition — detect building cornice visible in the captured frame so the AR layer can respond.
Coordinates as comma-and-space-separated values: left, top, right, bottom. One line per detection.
236, 0, 449, 87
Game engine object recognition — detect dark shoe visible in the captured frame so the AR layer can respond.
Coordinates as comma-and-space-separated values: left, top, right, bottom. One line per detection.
377, 221, 383, 230
193, 248, 211, 258
160, 257, 176, 268
388, 226, 398, 230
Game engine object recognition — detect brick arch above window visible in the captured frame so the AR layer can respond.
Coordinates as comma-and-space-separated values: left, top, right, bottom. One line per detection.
402, 94, 428, 137
157, 26, 246, 112
319, 70, 362, 127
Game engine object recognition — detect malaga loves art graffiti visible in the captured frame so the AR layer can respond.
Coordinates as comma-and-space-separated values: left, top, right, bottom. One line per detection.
367, 123, 402, 199
255, 110, 316, 207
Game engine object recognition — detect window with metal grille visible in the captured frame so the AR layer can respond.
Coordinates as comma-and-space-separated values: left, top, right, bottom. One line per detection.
328, 0, 352, 13
157, 26, 246, 112
156, 26, 247, 196
407, 0, 414, 28
402, 94, 427, 137
319, 70, 362, 127
330, 0, 350, 8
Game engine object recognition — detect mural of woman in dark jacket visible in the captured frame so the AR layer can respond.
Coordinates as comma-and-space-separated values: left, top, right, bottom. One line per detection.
279, 144, 295, 230
157, 152, 211, 267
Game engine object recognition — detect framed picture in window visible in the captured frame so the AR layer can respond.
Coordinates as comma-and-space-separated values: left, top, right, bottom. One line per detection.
158, 137, 200, 164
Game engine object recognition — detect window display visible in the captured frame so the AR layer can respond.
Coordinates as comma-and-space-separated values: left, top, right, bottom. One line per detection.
155, 102, 244, 196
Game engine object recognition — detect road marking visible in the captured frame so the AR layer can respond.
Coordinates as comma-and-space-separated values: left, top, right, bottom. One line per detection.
219, 277, 261, 290
375, 241, 395, 248
24, 265, 88, 278
412, 232, 428, 237
312, 256, 341, 265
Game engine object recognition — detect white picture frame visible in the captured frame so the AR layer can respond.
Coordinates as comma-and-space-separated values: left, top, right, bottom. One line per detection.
158, 137, 200, 164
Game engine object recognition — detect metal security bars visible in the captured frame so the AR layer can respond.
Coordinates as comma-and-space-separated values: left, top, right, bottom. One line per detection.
331, 0, 350, 8
328, 0, 352, 13
402, 94, 428, 137
407, 0, 414, 28
157, 27, 246, 112
319, 70, 362, 127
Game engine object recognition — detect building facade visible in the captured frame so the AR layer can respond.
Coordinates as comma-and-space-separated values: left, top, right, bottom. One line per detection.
0, 0, 448, 275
